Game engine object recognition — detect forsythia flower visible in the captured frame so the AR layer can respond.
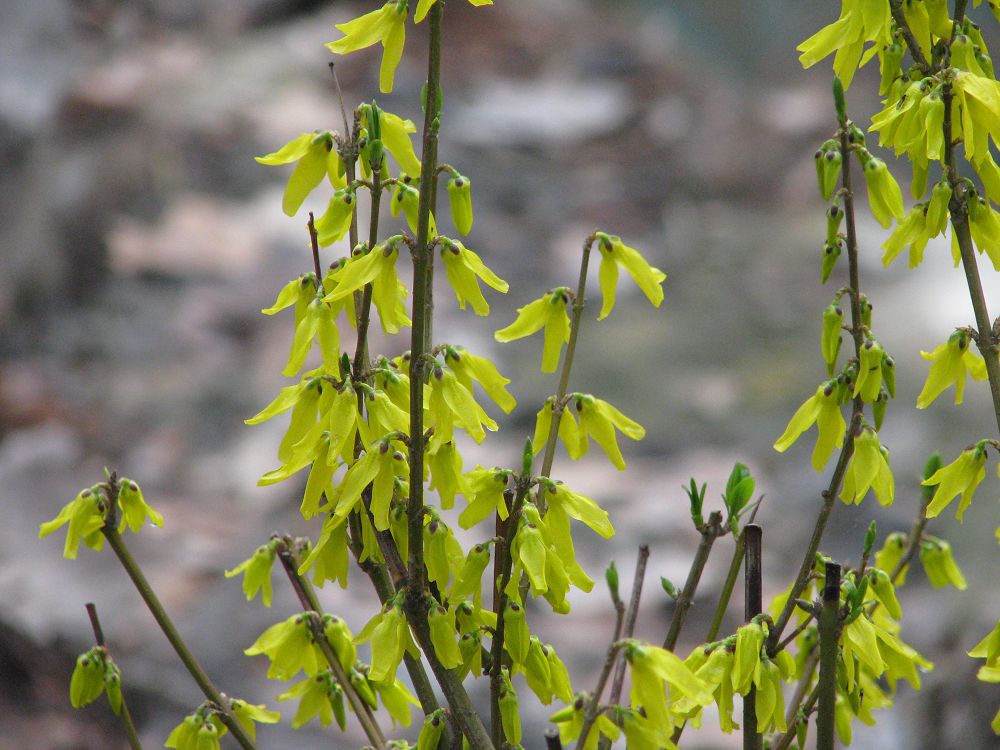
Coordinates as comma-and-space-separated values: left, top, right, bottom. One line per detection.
116, 478, 163, 534
439, 238, 509, 316
353, 595, 418, 683
495, 288, 572, 373
923, 442, 989, 520
39, 485, 106, 559
624, 640, 714, 735
225, 540, 277, 607
840, 426, 894, 506
245, 614, 323, 680
919, 537, 968, 590
916, 330, 988, 408
325, 240, 411, 335
165, 712, 226, 750
326, 2, 407, 94
444, 345, 516, 413
575, 394, 646, 470
796, 0, 892, 89
862, 156, 905, 229
276, 672, 346, 730
229, 699, 280, 741
255, 131, 345, 216
594, 232, 666, 320
773, 379, 846, 472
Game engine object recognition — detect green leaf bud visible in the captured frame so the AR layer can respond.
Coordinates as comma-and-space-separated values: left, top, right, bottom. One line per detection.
660, 576, 678, 599
683, 478, 705, 529
863, 520, 877, 561
832, 76, 847, 123
873, 388, 888, 430
921, 452, 943, 501
723, 463, 754, 517
605, 561, 620, 602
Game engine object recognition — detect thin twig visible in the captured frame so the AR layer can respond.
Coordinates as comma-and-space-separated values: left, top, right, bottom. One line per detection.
768, 97, 867, 653
274, 539, 387, 749
307, 213, 324, 294
607, 546, 650, 704
664, 512, 722, 651
84, 603, 143, 750
100, 521, 257, 750
573, 641, 625, 750
538, 233, 598, 489
706, 529, 745, 642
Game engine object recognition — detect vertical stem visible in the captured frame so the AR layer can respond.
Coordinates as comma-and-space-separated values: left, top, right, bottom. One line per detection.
408, 0, 443, 590
539, 234, 597, 483
769, 98, 867, 652
101, 527, 258, 750
352, 162, 382, 381
816, 562, 842, 750
743, 524, 762, 750
608, 545, 650, 703
664, 512, 722, 651
706, 530, 745, 642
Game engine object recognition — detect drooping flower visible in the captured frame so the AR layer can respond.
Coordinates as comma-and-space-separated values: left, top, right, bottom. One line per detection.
773, 379, 846, 472
495, 288, 572, 373
919, 537, 967, 590
862, 156, 905, 229
840, 426, 894, 506
923, 442, 989, 520
575, 394, 646, 470
916, 330, 989, 408
255, 131, 345, 216
796, 0, 893, 89
39, 485, 106, 559
595, 233, 666, 320
276, 672, 345, 730
229, 699, 281, 741
326, 2, 407, 94
225, 540, 277, 607
439, 238, 508, 316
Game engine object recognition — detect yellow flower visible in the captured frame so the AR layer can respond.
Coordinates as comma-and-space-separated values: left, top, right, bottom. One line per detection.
797, 0, 892, 89
439, 238, 508, 316
326, 2, 407, 94
916, 330, 988, 408
38, 485, 106, 559
773, 380, 846, 472
840, 426, 894, 506
575, 393, 646, 470
861, 156, 905, 229
919, 537, 967, 590
595, 233, 666, 320
255, 131, 345, 216
495, 288, 572, 373
923, 442, 989, 520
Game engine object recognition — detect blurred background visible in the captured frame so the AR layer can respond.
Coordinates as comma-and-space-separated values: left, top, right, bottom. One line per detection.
4, 0, 1000, 747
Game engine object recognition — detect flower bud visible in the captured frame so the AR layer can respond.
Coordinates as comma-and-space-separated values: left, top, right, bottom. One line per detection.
447, 175, 474, 235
